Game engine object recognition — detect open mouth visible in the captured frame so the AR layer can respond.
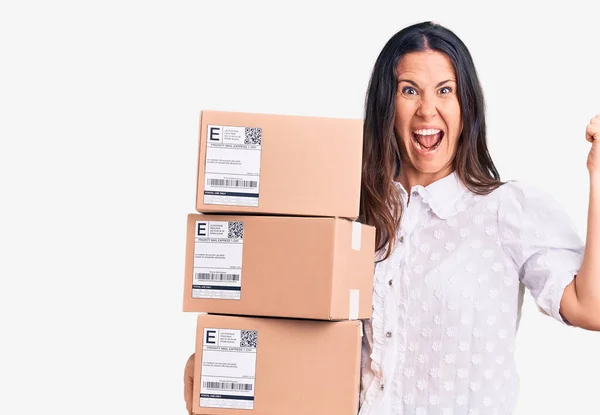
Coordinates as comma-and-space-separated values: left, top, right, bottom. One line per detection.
412, 129, 444, 153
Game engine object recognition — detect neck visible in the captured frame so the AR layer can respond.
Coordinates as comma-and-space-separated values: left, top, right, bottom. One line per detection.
396, 166, 454, 191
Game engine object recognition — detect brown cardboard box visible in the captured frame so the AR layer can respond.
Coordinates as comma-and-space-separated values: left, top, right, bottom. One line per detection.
195, 110, 363, 219
192, 314, 362, 415
182, 214, 375, 320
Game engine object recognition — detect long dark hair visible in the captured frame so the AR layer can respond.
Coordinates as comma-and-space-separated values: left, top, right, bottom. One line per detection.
359, 21, 502, 259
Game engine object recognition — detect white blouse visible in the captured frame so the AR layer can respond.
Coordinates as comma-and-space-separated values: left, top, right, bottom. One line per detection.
358, 172, 584, 415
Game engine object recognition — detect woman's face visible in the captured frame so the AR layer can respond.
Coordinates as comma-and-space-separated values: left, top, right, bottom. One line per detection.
394, 50, 463, 182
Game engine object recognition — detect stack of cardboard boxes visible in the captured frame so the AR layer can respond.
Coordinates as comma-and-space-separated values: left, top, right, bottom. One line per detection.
182, 110, 376, 414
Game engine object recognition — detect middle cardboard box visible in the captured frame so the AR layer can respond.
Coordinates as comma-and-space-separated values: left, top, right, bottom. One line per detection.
182, 213, 376, 320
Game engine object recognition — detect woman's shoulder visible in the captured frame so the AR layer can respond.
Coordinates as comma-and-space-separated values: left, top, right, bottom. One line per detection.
490, 179, 562, 210
460, 179, 559, 216
494, 178, 551, 197
490, 179, 574, 231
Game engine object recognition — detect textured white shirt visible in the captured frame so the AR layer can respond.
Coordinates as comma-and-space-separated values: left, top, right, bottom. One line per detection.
358, 172, 584, 415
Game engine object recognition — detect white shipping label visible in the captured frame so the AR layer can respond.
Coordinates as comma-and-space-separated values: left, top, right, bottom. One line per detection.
200, 328, 258, 410
203, 124, 262, 207
192, 220, 244, 300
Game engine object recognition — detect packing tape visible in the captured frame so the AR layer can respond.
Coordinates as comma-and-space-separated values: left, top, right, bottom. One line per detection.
351, 221, 362, 251
349, 289, 359, 320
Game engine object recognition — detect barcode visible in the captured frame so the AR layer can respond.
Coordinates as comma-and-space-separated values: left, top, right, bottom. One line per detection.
207, 178, 258, 188
245, 127, 262, 145
203, 381, 253, 391
195, 272, 240, 282
241, 329, 258, 348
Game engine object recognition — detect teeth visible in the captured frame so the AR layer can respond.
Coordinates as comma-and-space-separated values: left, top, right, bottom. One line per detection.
413, 129, 441, 136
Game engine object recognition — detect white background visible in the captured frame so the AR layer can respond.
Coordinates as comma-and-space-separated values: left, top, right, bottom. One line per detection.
1, 1, 599, 414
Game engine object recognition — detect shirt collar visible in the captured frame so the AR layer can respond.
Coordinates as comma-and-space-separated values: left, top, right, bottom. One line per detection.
394, 171, 468, 219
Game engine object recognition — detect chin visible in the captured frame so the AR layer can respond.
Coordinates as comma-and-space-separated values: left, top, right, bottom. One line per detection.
411, 158, 452, 175
410, 156, 444, 171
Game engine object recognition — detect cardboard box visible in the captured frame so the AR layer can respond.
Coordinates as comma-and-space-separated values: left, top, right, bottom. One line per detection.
195, 110, 363, 219
182, 214, 375, 320
192, 314, 362, 415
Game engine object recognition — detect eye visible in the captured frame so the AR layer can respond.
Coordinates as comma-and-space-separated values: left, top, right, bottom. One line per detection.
439, 86, 452, 94
402, 86, 417, 95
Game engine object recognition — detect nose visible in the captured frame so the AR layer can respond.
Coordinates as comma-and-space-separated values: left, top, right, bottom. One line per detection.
416, 95, 437, 118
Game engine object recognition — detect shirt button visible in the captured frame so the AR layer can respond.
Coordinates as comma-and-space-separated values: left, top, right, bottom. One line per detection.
380, 384, 385, 391
386, 331, 392, 338
412, 191, 418, 197
388, 279, 393, 286
399, 235, 404, 243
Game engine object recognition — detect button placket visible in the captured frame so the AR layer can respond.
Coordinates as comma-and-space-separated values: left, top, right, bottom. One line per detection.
391, 203, 413, 411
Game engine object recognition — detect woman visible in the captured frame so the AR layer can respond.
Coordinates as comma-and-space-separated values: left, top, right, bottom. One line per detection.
184, 21, 600, 414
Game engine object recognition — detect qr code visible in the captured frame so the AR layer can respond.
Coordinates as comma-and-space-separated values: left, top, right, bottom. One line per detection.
244, 127, 262, 145
240, 330, 258, 348
228, 221, 244, 239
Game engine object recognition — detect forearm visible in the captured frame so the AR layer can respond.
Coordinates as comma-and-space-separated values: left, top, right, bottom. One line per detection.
573, 175, 600, 317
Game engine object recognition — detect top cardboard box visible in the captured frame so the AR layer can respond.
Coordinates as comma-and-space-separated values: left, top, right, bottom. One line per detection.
195, 110, 363, 219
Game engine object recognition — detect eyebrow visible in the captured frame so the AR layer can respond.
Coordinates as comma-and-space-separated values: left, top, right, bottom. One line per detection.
398, 79, 456, 88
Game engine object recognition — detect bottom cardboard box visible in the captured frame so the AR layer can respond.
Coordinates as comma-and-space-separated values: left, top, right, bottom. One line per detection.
193, 314, 362, 415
